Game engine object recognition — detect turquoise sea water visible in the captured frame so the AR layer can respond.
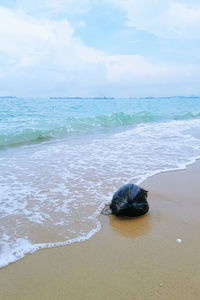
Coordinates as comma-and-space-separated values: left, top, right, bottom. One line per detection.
1, 96, 200, 267
1, 96, 200, 148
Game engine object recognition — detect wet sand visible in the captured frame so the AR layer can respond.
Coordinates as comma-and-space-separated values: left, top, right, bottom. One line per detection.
0, 161, 200, 299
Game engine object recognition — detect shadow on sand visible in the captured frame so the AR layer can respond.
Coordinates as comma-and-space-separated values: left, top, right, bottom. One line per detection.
108, 213, 151, 238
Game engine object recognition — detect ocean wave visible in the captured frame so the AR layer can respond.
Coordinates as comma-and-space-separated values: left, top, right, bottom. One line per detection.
0, 129, 52, 148
0, 112, 156, 148
174, 112, 200, 120
1, 111, 200, 148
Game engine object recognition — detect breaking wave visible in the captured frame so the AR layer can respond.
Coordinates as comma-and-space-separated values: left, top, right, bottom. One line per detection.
1, 110, 200, 148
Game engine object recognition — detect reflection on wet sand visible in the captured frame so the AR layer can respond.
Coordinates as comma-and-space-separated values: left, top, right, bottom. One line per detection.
109, 213, 151, 238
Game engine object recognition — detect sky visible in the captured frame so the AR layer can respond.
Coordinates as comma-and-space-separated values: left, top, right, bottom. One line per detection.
0, 0, 200, 97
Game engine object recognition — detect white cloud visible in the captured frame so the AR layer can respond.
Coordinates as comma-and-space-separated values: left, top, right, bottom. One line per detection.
168, 3, 200, 37
16, 0, 200, 40
111, 0, 200, 39
0, 7, 103, 69
105, 54, 200, 86
0, 5, 200, 96
16, 0, 94, 17
44, 0, 92, 15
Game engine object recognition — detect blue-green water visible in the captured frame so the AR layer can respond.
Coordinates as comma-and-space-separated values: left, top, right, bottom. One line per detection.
1, 97, 200, 148
0, 96, 200, 268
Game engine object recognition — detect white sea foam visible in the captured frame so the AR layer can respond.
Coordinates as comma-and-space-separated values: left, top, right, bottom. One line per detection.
0, 119, 200, 268
0, 219, 102, 268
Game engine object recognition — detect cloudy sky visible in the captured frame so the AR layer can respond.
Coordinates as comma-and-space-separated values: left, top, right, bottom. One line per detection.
0, 0, 200, 97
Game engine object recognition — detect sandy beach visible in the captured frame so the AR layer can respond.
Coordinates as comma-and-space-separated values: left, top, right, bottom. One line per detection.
0, 161, 200, 300
1, 0, 200, 298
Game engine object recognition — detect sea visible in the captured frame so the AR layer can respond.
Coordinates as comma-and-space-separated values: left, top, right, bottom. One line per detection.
0, 96, 200, 268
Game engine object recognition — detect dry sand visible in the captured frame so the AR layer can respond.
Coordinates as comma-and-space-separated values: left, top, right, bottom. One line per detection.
0, 161, 200, 300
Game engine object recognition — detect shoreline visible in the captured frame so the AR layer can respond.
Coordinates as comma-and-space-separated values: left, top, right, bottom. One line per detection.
1, 157, 200, 270
1, 160, 200, 299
